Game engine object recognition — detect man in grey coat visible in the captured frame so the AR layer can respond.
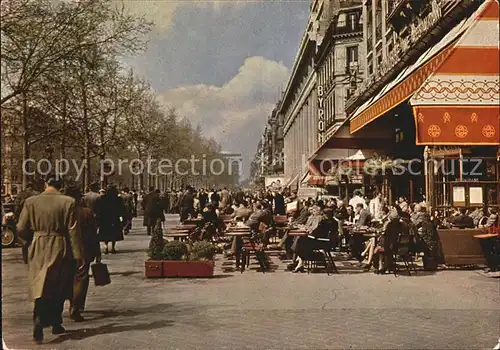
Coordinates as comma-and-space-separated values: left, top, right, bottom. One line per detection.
17, 177, 84, 342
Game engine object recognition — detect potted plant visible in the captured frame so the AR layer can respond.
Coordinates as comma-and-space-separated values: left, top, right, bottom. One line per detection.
145, 221, 165, 277
162, 241, 216, 277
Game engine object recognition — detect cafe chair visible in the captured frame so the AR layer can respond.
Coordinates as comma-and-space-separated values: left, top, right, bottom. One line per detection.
240, 230, 271, 273
392, 232, 418, 277
303, 235, 338, 275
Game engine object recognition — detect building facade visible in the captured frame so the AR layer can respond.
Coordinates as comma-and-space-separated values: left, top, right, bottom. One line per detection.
315, 2, 364, 144
280, 0, 364, 188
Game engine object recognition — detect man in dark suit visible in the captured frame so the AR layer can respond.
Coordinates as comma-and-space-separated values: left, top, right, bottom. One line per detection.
448, 208, 474, 229
142, 187, 163, 235
355, 203, 372, 228
179, 186, 195, 222
274, 191, 286, 215
83, 183, 100, 214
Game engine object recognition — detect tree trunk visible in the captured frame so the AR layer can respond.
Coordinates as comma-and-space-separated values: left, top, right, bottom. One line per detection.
22, 92, 30, 190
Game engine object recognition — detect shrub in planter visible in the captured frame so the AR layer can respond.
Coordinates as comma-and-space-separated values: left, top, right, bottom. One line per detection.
162, 241, 188, 261
148, 221, 165, 260
190, 241, 217, 261
146, 221, 165, 277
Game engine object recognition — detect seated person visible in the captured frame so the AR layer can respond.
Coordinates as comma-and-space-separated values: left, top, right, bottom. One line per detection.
354, 203, 372, 228
469, 207, 484, 227
290, 205, 328, 273
361, 206, 390, 270
344, 205, 355, 223
292, 201, 312, 225
448, 208, 474, 229
194, 203, 220, 241
373, 209, 401, 274
479, 207, 498, 229
347, 203, 372, 262
232, 200, 253, 222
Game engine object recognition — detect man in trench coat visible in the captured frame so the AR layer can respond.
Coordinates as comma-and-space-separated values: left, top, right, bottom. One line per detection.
17, 177, 84, 342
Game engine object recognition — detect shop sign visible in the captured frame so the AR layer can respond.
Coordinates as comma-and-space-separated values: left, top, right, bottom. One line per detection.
378, 0, 442, 79
317, 85, 325, 145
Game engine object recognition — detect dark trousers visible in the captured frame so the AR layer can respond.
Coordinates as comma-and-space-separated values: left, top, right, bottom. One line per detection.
71, 262, 91, 314
348, 233, 364, 262
34, 298, 64, 328
479, 237, 500, 272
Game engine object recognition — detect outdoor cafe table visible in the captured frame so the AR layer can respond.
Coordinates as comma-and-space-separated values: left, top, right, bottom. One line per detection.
174, 224, 197, 231
288, 229, 308, 237
163, 230, 190, 241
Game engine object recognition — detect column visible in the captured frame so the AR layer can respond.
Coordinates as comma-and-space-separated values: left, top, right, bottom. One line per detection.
362, 3, 369, 80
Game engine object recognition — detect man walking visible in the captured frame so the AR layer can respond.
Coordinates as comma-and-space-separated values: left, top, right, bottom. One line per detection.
17, 177, 84, 342
121, 187, 134, 235
142, 187, 164, 235
83, 183, 100, 214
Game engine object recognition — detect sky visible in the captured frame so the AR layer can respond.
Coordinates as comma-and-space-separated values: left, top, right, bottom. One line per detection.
121, 0, 311, 178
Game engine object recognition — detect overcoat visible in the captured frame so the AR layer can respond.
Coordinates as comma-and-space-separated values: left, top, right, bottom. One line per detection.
142, 191, 164, 227
16, 188, 84, 301
95, 193, 126, 242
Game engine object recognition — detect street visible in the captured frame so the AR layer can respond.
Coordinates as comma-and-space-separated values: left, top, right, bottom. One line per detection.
2, 216, 499, 349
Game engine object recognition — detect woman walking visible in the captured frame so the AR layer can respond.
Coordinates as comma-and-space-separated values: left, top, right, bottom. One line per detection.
95, 186, 126, 254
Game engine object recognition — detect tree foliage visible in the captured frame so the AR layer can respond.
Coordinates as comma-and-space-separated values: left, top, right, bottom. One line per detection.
1, 0, 229, 191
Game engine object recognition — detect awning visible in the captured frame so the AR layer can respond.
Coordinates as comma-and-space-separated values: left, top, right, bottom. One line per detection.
349, 0, 499, 146
411, 0, 499, 145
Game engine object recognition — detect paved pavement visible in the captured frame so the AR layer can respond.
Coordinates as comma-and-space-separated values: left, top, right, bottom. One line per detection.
2, 215, 499, 349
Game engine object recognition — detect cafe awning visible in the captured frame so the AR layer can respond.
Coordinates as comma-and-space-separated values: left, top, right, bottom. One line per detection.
411, 0, 499, 145
349, 0, 499, 146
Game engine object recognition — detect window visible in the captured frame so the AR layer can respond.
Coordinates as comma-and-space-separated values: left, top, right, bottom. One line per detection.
337, 13, 346, 27
349, 13, 357, 31
347, 46, 359, 70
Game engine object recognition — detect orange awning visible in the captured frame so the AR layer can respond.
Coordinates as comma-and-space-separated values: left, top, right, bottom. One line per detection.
411, 0, 500, 145
350, 0, 499, 146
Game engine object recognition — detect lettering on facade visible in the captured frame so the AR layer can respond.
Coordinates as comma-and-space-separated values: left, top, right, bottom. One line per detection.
317, 85, 325, 145
379, 0, 442, 79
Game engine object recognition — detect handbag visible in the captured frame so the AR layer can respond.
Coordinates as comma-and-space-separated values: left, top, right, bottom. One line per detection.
90, 262, 111, 286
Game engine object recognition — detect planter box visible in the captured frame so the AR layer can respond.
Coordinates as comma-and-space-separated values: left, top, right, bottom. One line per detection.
163, 260, 215, 277
145, 260, 163, 278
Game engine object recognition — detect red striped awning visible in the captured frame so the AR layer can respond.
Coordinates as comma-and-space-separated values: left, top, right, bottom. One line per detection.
350, 0, 499, 146
411, 0, 500, 145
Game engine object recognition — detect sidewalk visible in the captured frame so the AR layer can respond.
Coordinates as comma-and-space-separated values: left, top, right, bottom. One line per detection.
2, 216, 499, 349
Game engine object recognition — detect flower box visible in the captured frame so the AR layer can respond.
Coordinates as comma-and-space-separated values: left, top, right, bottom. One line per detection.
163, 260, 215, 277
145, 260, 163, 278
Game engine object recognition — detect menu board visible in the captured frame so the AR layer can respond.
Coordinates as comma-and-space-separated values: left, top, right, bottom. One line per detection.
469, 187, 483, 206
452, 186, 466, 206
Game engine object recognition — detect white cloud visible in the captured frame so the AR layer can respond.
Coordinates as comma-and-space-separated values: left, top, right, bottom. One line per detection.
157, 56, 289, 172
117, 0, 179, 32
